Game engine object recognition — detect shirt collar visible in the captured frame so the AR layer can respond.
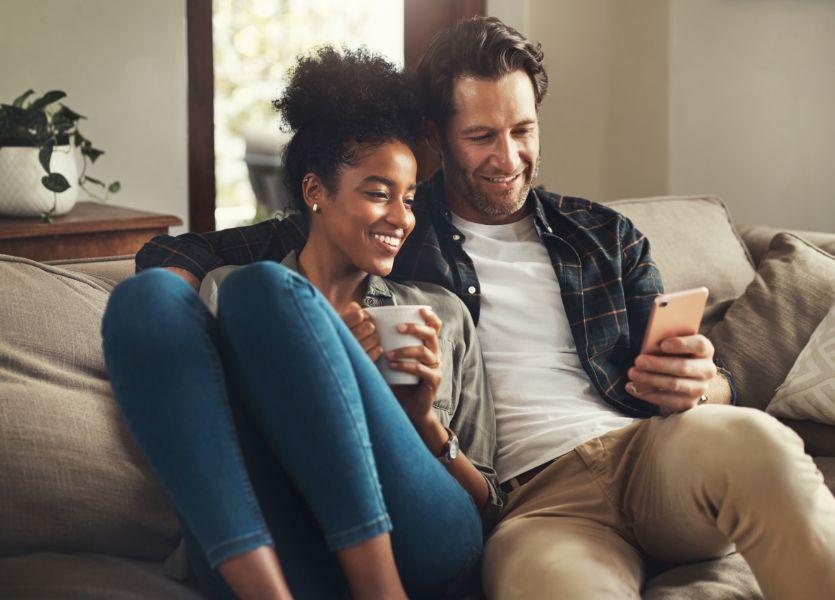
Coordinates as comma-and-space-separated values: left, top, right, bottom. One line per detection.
279, 250, 393, 307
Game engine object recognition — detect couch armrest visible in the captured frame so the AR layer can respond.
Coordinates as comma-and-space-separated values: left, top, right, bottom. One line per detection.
738, 225, 835, 267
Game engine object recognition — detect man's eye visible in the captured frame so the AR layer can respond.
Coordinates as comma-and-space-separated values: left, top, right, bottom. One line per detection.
513, 129, 533, 136
468, 134, 491, 142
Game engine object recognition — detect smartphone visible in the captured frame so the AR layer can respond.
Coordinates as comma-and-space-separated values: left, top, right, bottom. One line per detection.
639, 287, 709, 355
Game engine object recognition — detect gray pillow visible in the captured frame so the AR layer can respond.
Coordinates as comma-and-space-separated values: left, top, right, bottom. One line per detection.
708, 234, 835, 410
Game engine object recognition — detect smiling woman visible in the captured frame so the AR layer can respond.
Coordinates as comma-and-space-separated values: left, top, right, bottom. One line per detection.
105, 45, 500, 600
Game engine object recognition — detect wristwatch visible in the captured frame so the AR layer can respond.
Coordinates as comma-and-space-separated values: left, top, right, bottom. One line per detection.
437, 427, 459, 464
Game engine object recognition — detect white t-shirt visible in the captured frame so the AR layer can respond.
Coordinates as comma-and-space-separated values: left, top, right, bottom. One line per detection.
451, 213, 635, 483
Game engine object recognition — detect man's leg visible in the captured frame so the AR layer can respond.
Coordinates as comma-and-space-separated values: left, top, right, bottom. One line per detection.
617, 405, 835, 600
482, 449, 644, 599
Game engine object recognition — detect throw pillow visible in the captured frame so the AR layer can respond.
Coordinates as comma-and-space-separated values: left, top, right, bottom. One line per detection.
766, 307, 835, 423
709, 233, 835, 410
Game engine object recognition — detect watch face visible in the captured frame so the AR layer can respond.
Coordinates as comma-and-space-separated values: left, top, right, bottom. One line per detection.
448, 436, 460, 460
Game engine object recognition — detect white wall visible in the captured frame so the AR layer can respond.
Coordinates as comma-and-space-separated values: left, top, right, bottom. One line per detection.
0, 0, 189, 234
496, 0, 835, 231
668, 0, 835, 232
527, 0, 669, 204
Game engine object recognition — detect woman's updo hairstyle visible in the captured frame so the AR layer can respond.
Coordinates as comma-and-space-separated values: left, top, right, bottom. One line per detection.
274, 46, 424, 213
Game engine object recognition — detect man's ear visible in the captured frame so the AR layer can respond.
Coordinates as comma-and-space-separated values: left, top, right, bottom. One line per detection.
301, 173, 324, 211
426, 120, 442, 155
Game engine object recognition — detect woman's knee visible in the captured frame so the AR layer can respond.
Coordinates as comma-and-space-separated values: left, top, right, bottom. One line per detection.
217, 261, 316, 324
103, 268, 199, 339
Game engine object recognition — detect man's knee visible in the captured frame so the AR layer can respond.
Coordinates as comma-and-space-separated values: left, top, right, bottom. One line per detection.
483, 518, 641, 599
672, 406, 807, 490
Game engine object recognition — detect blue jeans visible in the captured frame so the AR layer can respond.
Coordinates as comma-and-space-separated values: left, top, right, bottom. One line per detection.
101, 262, 483, 599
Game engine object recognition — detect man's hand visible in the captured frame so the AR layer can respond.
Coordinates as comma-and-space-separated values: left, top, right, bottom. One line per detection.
339, 302, 384, 362
626, 334, 718, 415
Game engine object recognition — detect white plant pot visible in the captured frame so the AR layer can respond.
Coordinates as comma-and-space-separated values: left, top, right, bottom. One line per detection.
0, 145, 79, 217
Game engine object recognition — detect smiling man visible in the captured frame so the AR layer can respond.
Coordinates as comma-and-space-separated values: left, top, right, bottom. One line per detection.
135, 17, 835, 599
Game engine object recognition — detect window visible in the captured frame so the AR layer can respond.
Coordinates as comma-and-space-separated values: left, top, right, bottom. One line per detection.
212, 0, 404, 230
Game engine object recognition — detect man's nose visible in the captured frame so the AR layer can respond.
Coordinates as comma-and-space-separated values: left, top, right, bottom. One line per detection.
493, 133, 521, 173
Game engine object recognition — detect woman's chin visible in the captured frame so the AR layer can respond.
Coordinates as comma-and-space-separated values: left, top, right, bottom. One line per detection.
363, 257, 395, 277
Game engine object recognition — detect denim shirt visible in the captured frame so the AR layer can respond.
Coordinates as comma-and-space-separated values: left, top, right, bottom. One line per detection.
197, 252, 504, 531
136, 171, 736, 419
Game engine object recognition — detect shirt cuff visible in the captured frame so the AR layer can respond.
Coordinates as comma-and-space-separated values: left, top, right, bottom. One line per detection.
713, 356, 738, 406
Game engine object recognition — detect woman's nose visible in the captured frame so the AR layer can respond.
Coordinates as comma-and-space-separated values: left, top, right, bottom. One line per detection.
387, 198, 412, 228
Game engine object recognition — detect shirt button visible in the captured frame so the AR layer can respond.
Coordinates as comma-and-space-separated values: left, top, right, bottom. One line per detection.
452, 234, 461, 241
467, 286, 477, 295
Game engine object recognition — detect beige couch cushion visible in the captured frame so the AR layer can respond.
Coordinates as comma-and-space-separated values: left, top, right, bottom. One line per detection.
708, 234, 835, 410
607, 196, 755, 332
766, 307, 835, 424
0, 553, 202, 599
0, 254, 179, 560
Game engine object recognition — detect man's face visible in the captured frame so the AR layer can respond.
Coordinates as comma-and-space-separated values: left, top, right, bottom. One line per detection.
439, 70, 540, 224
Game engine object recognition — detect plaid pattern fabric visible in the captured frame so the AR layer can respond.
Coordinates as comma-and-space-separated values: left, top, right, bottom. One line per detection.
136, 170, 736, 417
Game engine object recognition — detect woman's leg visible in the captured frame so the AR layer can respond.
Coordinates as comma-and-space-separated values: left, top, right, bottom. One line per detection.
101, 268, 347, 599
218, 262, 483, 598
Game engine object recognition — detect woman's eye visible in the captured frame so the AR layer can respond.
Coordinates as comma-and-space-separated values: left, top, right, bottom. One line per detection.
404, 198, 415, 208
367, 191, 389, 200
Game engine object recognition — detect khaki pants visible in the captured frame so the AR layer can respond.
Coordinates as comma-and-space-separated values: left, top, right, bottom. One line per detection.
482, 405, 835, 599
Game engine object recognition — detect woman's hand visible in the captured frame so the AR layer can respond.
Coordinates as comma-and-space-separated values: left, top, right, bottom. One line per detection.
339, 302, 384, 362
387, 308, 443, 428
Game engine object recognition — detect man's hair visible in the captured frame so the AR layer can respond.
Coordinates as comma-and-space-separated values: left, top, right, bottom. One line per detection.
415, 16, 548, 129
273, 46, 423, 212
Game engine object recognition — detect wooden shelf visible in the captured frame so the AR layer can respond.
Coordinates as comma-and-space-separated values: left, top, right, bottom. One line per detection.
0, 201, 183, 262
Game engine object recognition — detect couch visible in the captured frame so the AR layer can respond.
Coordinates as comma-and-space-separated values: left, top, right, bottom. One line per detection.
1, 195, 833, 599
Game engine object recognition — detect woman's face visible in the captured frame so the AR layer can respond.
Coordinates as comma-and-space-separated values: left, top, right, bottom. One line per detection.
312, 140, 418, 276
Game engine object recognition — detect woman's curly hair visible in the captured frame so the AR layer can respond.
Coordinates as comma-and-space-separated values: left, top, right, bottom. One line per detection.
273, 46, 424, 212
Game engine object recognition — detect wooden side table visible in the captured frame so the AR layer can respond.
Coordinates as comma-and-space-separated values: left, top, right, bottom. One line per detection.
0, 201, 183, 262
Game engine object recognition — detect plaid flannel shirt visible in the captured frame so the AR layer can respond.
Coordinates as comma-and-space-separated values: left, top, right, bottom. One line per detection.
136, 170, 736, 417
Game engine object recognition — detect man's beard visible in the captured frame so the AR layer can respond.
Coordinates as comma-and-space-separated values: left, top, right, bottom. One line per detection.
441, 146, 540, 218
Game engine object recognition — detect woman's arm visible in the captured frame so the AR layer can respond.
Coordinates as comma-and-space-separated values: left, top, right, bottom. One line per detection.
385, 308, 490, 511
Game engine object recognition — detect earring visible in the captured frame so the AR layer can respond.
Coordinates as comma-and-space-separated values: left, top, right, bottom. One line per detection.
311, 203, 320, 214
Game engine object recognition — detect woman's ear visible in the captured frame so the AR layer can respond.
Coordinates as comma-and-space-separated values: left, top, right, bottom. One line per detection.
301, 173, 324, 213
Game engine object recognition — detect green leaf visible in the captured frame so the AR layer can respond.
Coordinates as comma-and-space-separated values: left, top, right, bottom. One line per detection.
41, 172, 70, 193
57, 104, 85, 120
84, 175, 105, 187
52, 112, 74, 133
73, 132, 85, 147
108, 181, 121, 193
38, 139, 55, 173
27, 90, 66, 113
82, 146, 104, 162
12, 89, 35, 108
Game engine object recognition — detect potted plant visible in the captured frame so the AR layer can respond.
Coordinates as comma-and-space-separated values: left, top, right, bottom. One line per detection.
0, 89, 120, 222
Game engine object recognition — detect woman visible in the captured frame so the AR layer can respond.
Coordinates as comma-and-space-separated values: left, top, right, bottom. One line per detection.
101, 47, 500, 599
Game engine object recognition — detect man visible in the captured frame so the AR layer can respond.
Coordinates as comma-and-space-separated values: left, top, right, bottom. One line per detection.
137, 17, 835, 598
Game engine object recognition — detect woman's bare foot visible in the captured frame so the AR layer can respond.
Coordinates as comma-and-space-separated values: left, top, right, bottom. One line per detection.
337, 533, 408, 600
217, 545, 294, 600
